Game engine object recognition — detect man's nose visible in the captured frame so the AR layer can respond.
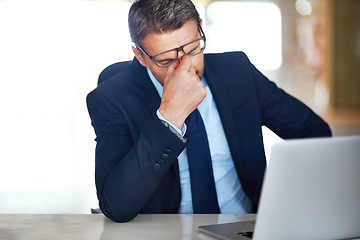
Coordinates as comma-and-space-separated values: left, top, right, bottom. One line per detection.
172, 50, 186, 69
178, 50, 186, 60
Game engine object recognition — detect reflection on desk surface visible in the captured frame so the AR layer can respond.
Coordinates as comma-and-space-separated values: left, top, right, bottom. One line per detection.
0, 214, 256, 240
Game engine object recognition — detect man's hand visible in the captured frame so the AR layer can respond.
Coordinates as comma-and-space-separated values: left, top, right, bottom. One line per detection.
158, 56, 206, 129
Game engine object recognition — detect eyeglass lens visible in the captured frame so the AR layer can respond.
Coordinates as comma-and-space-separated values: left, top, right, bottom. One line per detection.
154, 38, 205, 67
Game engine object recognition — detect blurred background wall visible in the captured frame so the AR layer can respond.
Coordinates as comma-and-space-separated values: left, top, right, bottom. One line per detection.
0, 0, 359, 214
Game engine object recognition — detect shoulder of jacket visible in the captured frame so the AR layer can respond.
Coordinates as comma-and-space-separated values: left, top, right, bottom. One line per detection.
205, 51, 248, 61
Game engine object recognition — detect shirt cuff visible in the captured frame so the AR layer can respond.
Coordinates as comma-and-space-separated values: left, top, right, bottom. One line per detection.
156, 110, 187, 137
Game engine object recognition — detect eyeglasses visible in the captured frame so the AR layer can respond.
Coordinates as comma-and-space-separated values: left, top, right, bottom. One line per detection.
136, 27, 206, 67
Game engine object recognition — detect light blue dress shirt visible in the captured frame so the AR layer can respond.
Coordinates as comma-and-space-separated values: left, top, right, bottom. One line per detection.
146, 68, 253, 214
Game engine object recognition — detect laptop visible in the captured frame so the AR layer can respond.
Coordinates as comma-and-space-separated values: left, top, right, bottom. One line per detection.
198, 136, 360, 240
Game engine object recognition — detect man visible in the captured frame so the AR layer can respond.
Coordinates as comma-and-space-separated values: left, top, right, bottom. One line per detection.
86, 0, 331, 223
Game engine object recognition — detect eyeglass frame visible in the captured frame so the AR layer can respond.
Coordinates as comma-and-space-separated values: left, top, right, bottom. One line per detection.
135, 26, 206, 67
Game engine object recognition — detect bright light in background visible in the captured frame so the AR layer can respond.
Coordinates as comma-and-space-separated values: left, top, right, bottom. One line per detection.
296, 0, 313, 16
0, 0, 132, 213
206, 1, 282, 70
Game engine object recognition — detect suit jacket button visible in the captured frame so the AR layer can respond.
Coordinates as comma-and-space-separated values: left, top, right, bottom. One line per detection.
164, 149, 171, 155
158, 159, 165, 165
161, 153, 169, 159
153, 163, 161, 169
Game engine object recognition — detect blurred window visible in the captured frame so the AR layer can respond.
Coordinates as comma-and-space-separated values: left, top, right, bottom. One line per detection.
206, 1, 282, 70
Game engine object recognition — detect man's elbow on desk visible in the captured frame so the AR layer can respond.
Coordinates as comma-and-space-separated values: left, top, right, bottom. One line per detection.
101, 207, 138, 223
99, 199, 138, 223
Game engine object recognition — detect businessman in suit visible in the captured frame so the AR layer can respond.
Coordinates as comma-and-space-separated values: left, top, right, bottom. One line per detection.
86, 0, 331, 223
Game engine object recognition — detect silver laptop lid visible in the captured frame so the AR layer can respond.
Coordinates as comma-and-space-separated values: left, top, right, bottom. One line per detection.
254, 136, 360, 240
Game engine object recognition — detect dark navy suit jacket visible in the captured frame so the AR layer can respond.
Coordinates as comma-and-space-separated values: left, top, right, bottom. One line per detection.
86, 52, 331, 222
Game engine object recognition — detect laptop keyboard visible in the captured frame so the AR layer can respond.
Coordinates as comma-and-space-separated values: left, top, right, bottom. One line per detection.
236, 231, 254, 238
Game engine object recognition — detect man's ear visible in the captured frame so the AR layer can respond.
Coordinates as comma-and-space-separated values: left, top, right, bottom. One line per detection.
132, 46, 147, 67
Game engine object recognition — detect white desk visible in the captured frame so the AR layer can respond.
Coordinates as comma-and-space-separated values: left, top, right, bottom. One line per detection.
0, 214, 256, 240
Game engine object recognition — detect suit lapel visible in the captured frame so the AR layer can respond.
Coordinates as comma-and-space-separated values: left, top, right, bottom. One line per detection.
204, 63, 244, 175
131, 59, 162, 114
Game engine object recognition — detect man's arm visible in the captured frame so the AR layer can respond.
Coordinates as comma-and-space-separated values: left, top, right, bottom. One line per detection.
86, 90, 187, 222
159, 56, 206, 129
87, 56, 208, 222
248, 57, 332, 138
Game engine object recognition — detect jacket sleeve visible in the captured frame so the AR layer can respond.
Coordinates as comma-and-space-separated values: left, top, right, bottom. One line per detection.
86, 89, 187, 222
245, 55, 332, 139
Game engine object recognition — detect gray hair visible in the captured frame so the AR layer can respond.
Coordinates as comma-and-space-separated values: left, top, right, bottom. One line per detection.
128, 0, 201, 46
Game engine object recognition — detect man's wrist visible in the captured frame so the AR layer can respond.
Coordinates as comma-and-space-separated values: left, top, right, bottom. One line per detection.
156, 110, 187, 141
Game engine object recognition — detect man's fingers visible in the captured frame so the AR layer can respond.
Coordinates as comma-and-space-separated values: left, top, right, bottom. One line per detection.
188, 64, 196, 75
178, 56, 192, 72
164, 56, 197, 86
166, 62, 176, 77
